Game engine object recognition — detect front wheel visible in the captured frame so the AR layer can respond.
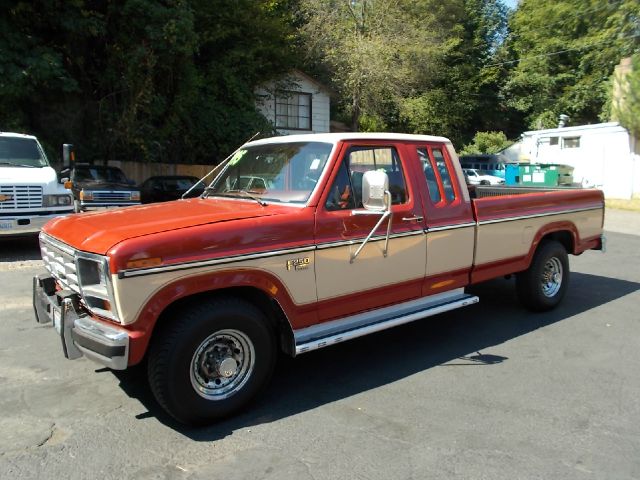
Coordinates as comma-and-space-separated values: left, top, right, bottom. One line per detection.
516, 240, 569, 312
147, 297, 276, 425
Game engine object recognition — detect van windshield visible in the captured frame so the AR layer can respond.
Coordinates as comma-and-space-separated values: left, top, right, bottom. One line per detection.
0, 137, 48, 167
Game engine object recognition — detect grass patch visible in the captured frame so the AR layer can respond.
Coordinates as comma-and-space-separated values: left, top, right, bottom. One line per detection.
606, 198, 640, 212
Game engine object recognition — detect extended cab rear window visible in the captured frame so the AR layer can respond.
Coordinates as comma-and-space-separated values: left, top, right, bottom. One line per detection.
325, 146, 408, 211
417, 147, 457, 204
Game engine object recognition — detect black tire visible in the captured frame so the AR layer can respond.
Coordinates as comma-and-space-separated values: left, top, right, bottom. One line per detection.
480, 180, 490, 186
516, 240, 569, 312
147, 297, 276, 425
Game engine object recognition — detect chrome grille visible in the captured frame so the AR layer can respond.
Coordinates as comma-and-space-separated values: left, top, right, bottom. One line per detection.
0, 185, 43, 210
92, 191, 131, 201
40, 235, 80, 293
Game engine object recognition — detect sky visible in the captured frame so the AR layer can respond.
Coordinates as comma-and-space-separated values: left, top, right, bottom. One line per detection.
502, 0, 519, 10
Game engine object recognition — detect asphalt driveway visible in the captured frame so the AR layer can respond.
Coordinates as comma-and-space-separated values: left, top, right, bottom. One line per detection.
0, 210, 638, 480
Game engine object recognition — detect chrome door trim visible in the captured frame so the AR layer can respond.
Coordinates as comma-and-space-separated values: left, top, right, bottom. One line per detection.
477, 206, 602, 225
315, 230, 424, 250
119, 245, 316, 278
426, 222, 476, 233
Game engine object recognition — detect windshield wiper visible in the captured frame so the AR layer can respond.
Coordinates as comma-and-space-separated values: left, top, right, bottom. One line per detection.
206, 189, 268, 207
0, 161, 38, 168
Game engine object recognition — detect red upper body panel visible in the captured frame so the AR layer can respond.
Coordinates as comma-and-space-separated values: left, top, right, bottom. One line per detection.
42, 197, 297, 255
473, 188, 604, 222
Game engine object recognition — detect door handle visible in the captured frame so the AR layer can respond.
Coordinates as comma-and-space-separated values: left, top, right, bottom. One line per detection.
402, 216, 424, 222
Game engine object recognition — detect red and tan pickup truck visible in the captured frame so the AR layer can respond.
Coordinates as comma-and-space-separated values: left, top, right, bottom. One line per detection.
33, 133, 604, 424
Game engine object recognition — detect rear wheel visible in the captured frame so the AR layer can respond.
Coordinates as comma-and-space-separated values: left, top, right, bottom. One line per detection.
147, 297, 276, 425
516, 240, 569, 311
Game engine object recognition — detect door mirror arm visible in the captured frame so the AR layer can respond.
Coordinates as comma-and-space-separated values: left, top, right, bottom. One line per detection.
350, 168, 393, 263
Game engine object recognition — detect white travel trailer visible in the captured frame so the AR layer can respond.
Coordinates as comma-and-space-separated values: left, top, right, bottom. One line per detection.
519, 122, 639, 198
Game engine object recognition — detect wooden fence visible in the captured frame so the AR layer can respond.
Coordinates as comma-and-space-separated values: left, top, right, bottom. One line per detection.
107, 161, 219, 184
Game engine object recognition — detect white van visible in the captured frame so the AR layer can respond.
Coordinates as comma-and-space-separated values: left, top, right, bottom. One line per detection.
0, 132, 73, 236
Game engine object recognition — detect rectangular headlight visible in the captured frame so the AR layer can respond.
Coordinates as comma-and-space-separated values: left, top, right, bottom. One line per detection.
43, 194, 73, 206
76, 253, 120, 322
80, 190, 93, 201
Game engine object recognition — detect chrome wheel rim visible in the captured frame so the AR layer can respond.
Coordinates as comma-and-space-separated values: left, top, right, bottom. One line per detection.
190, 329, 255, 401
541, 257, 563, 297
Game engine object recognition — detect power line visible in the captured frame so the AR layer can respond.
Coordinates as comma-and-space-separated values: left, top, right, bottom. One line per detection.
484, 32, 640, 68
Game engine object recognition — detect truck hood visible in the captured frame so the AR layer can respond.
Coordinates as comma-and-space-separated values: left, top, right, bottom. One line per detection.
0, 165, 58, 184
75, 180, 136, 191
43, 197, 295, 254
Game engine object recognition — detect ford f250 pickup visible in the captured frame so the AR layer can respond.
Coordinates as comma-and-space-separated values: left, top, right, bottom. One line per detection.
33, 133, 604, 425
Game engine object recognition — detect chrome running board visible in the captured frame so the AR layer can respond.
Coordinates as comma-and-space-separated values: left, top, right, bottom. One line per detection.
294, 289, 479, 355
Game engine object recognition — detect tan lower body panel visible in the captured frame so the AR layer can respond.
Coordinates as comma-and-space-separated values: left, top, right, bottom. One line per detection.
111, 251, 318, 325
475, 209, 602, 265
315, 233, 426, 301
426, 226, 475, 276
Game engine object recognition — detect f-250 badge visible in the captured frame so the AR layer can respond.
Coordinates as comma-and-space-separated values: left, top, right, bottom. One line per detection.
286, 257, 311, 271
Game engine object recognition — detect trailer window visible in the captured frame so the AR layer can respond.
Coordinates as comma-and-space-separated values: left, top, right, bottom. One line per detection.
562, 137, 580, 149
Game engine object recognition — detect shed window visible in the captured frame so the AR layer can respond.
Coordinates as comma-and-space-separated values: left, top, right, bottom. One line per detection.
275, 91, 312, 130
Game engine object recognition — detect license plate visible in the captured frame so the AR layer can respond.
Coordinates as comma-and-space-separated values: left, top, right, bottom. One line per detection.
53, 307, 62, 334
0, 220, 13, 230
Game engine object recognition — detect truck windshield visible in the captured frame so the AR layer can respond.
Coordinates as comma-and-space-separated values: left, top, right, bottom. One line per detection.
208, 141, 333, 204
74, 166, 128, 183
0, 137, 48, 167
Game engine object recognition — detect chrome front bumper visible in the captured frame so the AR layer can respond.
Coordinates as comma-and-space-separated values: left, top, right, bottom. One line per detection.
33, 275, 129, 370
0, 211, 73, 236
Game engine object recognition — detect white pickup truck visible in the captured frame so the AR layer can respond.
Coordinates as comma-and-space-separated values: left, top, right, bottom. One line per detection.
0, 132, 74, 235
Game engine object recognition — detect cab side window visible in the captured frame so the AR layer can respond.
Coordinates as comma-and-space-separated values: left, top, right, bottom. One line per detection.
325, 146, 408, 211
325, 161, 355, 211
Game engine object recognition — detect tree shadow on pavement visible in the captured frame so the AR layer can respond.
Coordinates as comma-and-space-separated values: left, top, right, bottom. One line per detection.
112, 271, 640, 439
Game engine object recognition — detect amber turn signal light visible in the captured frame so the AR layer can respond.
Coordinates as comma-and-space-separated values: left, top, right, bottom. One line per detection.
126, 257, 162, 269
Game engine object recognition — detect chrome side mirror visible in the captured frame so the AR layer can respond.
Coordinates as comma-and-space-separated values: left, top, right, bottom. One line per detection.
362, 170, 389, 211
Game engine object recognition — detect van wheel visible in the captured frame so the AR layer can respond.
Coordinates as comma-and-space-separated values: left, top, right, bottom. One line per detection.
147, 297, 276, 425
516, 240, 569, 312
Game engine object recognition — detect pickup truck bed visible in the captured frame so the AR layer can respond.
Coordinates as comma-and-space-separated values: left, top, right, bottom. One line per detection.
471, 187, 603, 283
33, 132, 604, 424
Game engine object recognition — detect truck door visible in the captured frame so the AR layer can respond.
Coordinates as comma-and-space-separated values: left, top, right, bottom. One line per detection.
413, 144, 475, 294
314, 142, 427, 322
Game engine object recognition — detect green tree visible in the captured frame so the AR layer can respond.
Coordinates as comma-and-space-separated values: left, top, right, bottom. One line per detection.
0, 0, 295, 164
459, 131, 513, 155
501, 0, 640, 129
399, 0, 511, 145
612, 55, 640, 139
299, 0, 455, 131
